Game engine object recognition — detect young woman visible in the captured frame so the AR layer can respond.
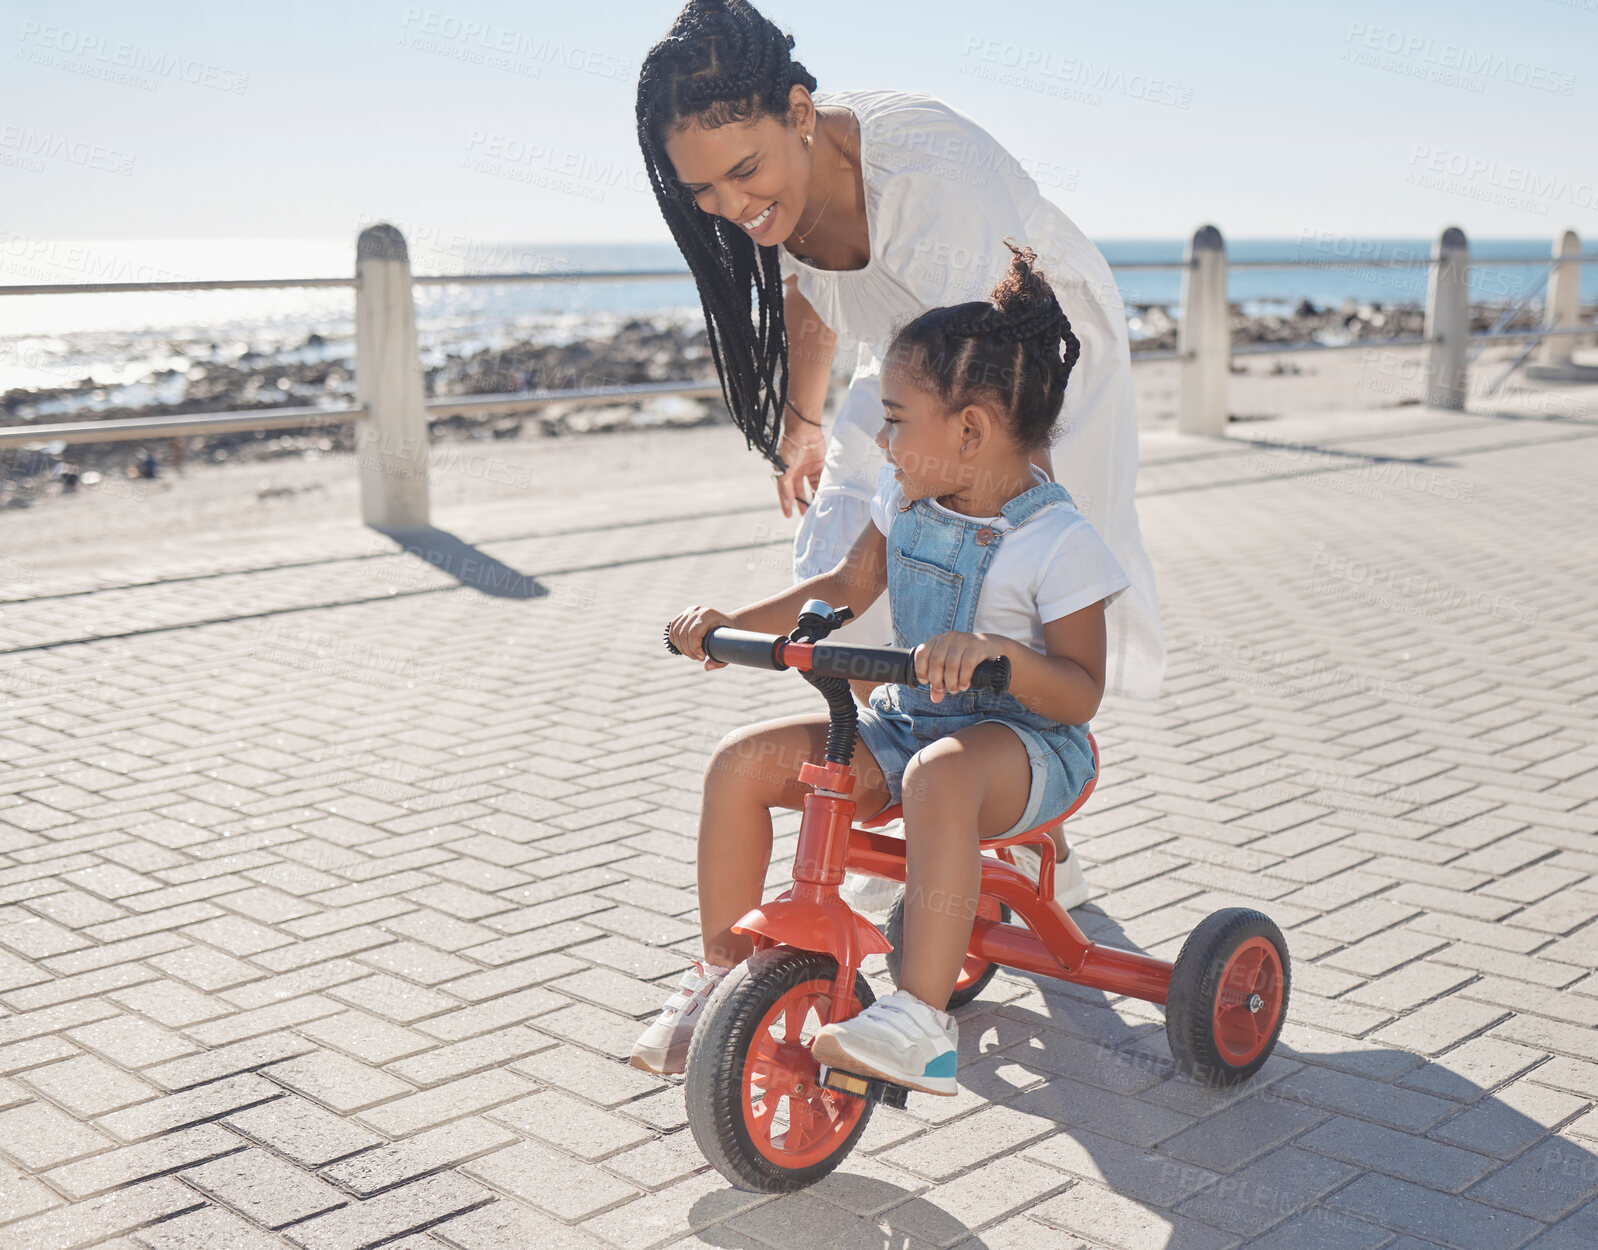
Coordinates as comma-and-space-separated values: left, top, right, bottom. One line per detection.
636, 0, 1165, 907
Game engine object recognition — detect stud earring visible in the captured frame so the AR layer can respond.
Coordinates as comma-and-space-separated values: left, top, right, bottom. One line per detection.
803, 132, 813, 149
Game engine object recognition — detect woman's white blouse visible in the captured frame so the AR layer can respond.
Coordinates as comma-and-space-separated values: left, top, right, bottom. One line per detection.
779, 87, 1165, 701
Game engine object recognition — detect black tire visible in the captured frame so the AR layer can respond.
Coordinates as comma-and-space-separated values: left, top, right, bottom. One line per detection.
1165, 908, 1290, 1087
684, 947, 876, 1193
883, 888, 1012, 1011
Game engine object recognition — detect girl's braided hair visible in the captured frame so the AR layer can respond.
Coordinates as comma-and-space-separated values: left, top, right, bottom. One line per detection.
636, 0, 818, 471
887, 239, 1082, 450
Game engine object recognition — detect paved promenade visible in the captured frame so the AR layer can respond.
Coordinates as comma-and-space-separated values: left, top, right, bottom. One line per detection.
2, 389, 1596, 1249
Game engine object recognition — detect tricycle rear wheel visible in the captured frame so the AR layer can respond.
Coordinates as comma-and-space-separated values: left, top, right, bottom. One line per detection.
684, 947, 876, 1193
1165, 908, 1290, 1087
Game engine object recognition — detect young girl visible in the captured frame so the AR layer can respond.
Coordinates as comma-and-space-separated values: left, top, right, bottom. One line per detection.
631, 244, 1130, 1095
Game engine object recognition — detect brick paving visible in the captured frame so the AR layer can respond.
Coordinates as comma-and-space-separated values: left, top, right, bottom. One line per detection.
2, 390, 1597, 1249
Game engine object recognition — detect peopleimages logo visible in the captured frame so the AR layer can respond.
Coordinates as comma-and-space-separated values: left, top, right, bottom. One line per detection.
1407, 145, 1597, 213
958, 37, 1194, 109
398, 8, 633, 80
1309, 546, 1539, 625
0, 125, 136, 176
1342, 23, 1576, 95
461, 131, 651, 200
0, 229, 193, 291
16, 21, 250, 93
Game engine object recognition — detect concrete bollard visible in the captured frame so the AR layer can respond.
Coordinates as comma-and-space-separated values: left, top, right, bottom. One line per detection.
1424, 226, 1469, 410
1178, 225, 1229, 436
354, 223, 431, 529
1542, 229, 1581, 367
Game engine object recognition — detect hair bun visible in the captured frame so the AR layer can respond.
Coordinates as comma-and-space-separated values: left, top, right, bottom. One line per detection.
988, 239, 1051, 317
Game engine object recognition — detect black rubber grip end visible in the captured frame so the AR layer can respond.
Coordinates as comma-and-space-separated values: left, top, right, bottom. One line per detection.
975, 654, 1011, 694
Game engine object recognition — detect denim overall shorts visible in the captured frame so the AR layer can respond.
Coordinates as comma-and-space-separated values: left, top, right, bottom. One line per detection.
854, 477, 1098, 839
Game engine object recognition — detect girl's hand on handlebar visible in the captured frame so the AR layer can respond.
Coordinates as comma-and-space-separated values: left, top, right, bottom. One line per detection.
668, 606, 734, 670
915, 631, 1010, 702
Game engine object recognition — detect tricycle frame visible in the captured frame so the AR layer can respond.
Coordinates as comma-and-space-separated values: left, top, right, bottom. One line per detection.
728, 638, 1172, 1027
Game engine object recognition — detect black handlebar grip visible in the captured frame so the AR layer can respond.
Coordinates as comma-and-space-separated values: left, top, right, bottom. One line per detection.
970, 654, 1011, 694
806, 644, 1009, 694
662, 626, 681, 656
702, 628, 787, 670
806, 644, 917, 687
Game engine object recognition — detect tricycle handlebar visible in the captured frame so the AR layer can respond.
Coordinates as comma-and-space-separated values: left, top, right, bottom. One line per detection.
663, 625, 1010, 695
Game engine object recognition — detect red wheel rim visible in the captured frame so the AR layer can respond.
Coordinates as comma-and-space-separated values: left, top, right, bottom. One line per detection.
742, 977, 867, 1168
1212, 936, 1284, 1066
953, 894, 1003, 992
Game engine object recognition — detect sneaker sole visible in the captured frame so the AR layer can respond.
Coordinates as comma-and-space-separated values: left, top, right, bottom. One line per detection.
628, 1039, 687, 1076
810, 1031, 957, 1097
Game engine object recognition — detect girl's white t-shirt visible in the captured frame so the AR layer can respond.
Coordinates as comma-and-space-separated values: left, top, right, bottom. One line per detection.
868, 464, 1130, 657
779, 87, 1165, 701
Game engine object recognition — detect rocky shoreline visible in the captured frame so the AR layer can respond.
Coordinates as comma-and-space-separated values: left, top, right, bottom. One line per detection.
0, 298, 1563, 507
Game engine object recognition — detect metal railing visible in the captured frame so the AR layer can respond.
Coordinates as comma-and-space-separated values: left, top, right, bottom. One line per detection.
2, 223, 1594, 523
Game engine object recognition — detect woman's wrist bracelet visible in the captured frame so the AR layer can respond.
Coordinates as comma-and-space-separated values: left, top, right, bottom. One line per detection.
785, 400, 821, 426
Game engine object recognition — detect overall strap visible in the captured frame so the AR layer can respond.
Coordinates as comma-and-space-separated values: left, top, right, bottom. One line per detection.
999, 479, 1071, 530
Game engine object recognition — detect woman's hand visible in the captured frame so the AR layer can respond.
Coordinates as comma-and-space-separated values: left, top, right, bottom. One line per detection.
776, 426, 825, 519
777, 276, 835, 520
668, 605, 735, 670
914, 632, 1013, 702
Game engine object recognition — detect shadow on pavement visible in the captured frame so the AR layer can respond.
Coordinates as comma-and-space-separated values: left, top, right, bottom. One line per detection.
374, 525, 548, 598
687, 901, 1598, 1248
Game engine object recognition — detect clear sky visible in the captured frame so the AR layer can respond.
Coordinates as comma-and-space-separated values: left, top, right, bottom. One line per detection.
4, 0, 1595, 245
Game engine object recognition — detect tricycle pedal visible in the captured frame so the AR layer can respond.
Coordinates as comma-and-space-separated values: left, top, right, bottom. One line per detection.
818, 1063, 910, 1109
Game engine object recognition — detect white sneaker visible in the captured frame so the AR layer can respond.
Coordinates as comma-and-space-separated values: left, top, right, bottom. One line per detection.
840, 871, 902, 915
628, 959, 732, 1075
1009, 843, 1089, 909
810, 988, 960, 1096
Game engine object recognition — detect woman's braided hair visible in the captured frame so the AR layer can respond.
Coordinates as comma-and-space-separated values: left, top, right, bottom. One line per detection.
636, 0, 817, 471
887, 239, 1082, 451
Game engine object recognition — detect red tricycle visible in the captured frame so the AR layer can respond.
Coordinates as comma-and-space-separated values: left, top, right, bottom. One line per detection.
665, 601, 1290, 1194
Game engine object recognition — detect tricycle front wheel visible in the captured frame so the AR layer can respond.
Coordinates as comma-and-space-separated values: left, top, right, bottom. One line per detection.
1165, 908, 1290, 1087
685, 947, 876, 1193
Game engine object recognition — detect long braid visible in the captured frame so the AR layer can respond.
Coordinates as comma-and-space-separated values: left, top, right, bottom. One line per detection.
636, 0, 817, 471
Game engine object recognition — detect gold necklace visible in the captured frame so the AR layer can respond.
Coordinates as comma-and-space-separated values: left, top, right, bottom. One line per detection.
792, 117, 855, 246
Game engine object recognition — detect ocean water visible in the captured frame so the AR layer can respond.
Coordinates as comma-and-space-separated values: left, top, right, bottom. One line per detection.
0, 235, 1589, 397
1105, 237, 1596, 310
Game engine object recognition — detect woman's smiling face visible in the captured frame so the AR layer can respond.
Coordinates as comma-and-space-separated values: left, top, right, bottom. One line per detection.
662, 89, 813, 245
875, 358, 965, 501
